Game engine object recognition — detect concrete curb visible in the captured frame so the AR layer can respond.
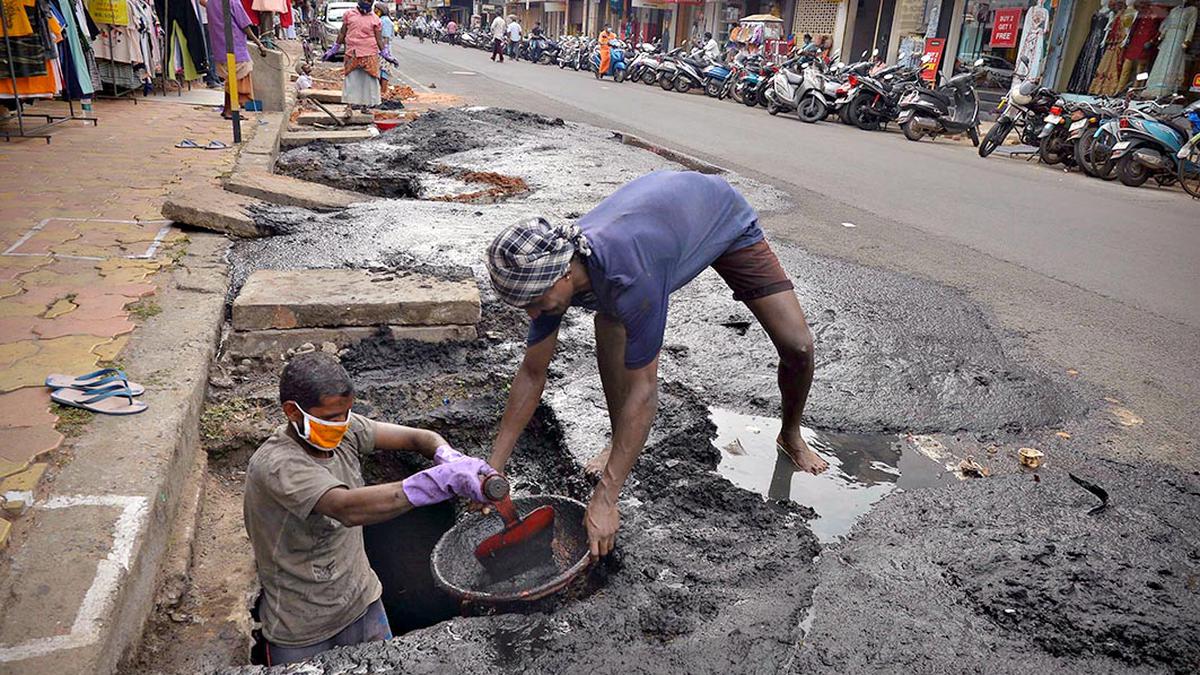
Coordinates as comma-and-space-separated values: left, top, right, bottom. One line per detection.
610, 130, 727, 174
0, 234, 228, 674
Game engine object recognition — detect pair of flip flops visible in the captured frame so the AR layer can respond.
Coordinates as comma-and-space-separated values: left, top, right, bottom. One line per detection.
45, 368, 147, 415
175, 139, 230, 150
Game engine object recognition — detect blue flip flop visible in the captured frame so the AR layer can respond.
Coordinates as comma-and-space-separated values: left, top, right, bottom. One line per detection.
45, 368, 145, 396
50, 383, 147, 415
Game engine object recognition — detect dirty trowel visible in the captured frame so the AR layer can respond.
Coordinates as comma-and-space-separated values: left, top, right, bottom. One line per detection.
474, 474, 557, 580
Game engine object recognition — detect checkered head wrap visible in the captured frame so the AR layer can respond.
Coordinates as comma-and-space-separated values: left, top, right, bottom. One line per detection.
486, 217, 592, 307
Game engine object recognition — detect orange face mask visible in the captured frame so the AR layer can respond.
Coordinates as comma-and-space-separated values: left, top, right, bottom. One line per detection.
294, 405, 350, 450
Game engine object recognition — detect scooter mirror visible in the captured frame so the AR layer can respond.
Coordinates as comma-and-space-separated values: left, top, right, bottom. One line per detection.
872, 48, 880, 57
973, 57, 984, 66
834, 61, 845, 69
1136, 72, 1149, 81
861, 50, 868, 58
884, 73, 894, 80
921, 53, 934, 63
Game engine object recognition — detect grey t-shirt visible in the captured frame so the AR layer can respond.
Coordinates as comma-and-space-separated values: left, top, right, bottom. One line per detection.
243, 413, 383, 646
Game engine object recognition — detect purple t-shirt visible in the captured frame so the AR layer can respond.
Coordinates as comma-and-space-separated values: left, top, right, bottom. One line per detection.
528, 171, 762, 369
207, 0, 253, 63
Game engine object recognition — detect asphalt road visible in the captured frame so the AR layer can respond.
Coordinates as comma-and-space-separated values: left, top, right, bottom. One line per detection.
387, 38, 1199, 467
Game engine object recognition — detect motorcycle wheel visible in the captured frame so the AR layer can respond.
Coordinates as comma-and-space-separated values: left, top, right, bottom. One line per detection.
1088, 130, 1120, 181
967, 126, 980, 147
705, 80, 722, 97
853, 101, 882, 131
838, 103, 853, 125
900, 119, 924, 142
539, 54, 553, 65
642, 70, 656, 85
1117, 155, 1150, 187
979, 117, 1012, 158
742, 89, 757, 107
767, 98, 782, 115
1039, 134, 1065, 166
674, 76, 693, 94
731, 84, 745, 103
615, 69, 626, 83
660, 75, 675, 91
1179, 145, 1200, 198
797, 96, 826, 123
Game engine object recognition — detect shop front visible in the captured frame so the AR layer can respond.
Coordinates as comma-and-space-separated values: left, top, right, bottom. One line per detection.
631, 0, 677, 43
948, 0, 1197, 101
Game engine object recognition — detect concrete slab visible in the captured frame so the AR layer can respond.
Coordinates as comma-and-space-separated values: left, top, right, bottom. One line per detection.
299, 89, 344, 104
280, 128, 375, 149
296, 108, 373, 126
161, 187, 268, 238
225, 324, 477, 359
231, 269, 481, 331
223, 171, 372, 211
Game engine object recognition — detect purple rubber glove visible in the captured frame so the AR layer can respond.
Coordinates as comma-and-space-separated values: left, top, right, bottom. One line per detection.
402, 458, 495, 506
323, 43, 341, 61
433, 444, 469, 465
381, 47, 398, 66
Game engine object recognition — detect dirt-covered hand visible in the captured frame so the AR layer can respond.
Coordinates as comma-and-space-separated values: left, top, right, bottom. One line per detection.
585, 492, 620, 560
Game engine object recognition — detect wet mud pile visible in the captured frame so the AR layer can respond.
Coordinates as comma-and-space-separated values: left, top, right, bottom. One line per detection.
274, 108, 564, 199
231, 336, 822, 674
795, 453, 1200, 673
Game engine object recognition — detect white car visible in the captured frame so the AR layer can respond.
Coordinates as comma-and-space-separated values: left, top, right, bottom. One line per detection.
321, 1, 359, 54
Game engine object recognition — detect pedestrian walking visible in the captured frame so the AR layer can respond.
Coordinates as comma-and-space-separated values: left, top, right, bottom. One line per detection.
325, 0, 390, 112
490, 13, 506, 61
205, 0, 268, 119
598, 24, 615, 75
507, 16, 523, 58
484, 171, 826, 561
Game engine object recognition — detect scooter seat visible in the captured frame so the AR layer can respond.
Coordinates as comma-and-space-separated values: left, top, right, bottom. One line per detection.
682, 57, 708, 70
784, 70, 803, 85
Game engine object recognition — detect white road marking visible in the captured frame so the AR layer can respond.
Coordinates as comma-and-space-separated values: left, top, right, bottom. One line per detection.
2, 218, 172, 260
0, 495, 149, 662
841, 222, 857, 228
450, 71, 476, 75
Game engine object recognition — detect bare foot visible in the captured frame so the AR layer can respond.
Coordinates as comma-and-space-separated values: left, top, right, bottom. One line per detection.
584, 445, 612, 481
777, 435, 829, 475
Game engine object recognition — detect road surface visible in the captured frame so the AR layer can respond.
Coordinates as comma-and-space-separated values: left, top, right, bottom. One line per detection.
388, 38, 1199, 466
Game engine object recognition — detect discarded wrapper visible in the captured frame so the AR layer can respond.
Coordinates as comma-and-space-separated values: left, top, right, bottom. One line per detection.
1019, 447, 1044, 469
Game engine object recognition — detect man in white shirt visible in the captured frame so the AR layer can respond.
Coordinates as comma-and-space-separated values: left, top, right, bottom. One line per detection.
507, 16, 522, 58
490, 13, 506, 61
702, 31, 720, 61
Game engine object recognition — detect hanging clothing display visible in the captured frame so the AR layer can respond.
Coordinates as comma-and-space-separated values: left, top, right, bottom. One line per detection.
1119, 5, 1164, 87
49, 0, 96, 99
1067, 7, 1113, 93
1145, 1, 1196, 96
155, 0, 208, 79
0, 0, 67, 99
92, 0, 161, 90
1014, 5, 1050, 86
1090, 4, 1137, 95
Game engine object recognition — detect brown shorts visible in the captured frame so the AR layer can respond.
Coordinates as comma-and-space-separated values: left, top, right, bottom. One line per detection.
711, 239, 794, 302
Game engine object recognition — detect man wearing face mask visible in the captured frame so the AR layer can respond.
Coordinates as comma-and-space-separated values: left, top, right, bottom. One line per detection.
243, 352, 495, 665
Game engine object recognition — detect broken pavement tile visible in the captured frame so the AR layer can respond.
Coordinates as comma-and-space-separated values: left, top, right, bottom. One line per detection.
0, 335, 111, 392
0, 463, 47, 493
0, 517, 10, 550
41, 296, 78, 319
0, 424, 63, 466
0, 388, 57, 428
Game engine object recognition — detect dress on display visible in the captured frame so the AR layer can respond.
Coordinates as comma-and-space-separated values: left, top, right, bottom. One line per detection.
1120, 8, 1164, 88
1068, 8, 1112, 92
1090, 6, 1137, 94
1145, 3, 1197, 97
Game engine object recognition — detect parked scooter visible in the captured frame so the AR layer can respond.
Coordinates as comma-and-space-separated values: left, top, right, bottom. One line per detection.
627, 42, 662, 85
897, 56, 983, 145
702, 59, 733, 97
763, 56, 829, 122
671, 47, 709, 94
1110, 96, 1200, 187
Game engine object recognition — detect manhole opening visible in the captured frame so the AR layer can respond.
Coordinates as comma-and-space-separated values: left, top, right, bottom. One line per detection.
350, 341, 592, 633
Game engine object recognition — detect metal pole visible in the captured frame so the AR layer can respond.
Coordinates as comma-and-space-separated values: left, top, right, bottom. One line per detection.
1, 3, 27, 136
223, 0, 241, 142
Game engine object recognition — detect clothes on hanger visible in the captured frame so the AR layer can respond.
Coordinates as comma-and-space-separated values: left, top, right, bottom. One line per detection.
155, 0, 208, 79
1090, 4, 1137, 95
92, 0, 161, 89
0, 0, 68, 99
1145, 1, 1196, 96
1068, 6, 1113, 93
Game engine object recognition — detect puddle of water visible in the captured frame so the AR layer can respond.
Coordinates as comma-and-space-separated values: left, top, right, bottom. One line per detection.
709, 408, 946, 544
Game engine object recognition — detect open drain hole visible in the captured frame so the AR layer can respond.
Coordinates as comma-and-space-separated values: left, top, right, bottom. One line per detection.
357, 379, 592, 633
710, 407, 948, 543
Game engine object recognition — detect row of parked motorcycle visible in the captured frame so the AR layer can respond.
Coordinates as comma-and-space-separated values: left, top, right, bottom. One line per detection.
436, 30, 1200, 198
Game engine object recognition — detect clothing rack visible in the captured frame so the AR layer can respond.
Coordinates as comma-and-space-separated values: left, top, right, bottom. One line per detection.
1, 0, 99, 142
95, 25, 140, 101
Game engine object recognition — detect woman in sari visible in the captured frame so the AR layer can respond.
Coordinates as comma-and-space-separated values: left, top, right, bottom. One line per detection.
1090, 0, 1135, 95
327, 0, 387, 110
598, 25, 615, 76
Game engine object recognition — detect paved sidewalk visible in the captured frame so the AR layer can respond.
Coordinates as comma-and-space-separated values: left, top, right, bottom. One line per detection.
0, 96, 238, 546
